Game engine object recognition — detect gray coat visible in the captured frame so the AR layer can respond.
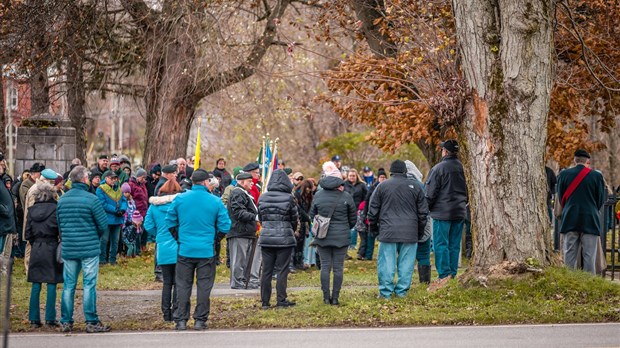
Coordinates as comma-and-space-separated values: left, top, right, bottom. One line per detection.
258, 170, 299, 248
310, 176, 357, 248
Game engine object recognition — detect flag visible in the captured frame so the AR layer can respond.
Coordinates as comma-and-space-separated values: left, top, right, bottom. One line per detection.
193, 124, 201, 170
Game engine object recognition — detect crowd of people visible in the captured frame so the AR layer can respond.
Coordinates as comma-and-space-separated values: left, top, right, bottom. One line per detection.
0, 140, 618, 333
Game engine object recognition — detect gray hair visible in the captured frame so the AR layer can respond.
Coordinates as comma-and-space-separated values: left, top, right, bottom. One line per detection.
574, 156, 589, 164
71, 158, 82, 165
31, 182, 55, 202
69, 165, 89, 184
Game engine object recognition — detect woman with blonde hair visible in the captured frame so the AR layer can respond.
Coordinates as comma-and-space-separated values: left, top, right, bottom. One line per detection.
344, 168, 367, 250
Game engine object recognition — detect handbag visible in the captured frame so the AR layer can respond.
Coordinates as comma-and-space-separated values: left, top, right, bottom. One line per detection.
312, 192, 342, 240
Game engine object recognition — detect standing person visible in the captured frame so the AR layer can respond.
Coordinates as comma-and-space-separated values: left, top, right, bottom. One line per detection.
129, 168, 149, 252
545, 166, 557, 223
257, 170, 299, 309
557, 149, 606, 275
344, 168, 367, 251
425, 140, 468, 291
0, 153, 17, 256
96, 171, 128, 265
227, 172, 260, 289
56, 166, 110, 333
25, 182, 63, 328
368, 160, 428, 299
165, 169, 231, 330
145, 164, 161, 198
175, 157, 193, 183
310, 162, 357, 305
154, 165, 177, 196
362, 166, 375, 189
109, 157, 129, 184
362, 168, 388, 260
213, 158, 233, 189
144, 179, 182, 322
293, 179, 313, 269
405, 160, 433, 285
89, 171, 102, 194
91, 155, 108, 174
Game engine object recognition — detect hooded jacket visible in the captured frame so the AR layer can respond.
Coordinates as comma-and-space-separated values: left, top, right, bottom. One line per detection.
25, 200, 63, 284
310, 176, 357, 248
144, 194, 180, 265
129, 177, 148, 218
424, 154, 468, 220
258, 170, 299, 248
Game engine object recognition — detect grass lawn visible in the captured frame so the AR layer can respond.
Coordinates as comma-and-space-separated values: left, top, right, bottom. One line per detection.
6, 245, 620, 332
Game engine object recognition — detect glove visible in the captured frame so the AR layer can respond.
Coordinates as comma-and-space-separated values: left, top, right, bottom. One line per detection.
169, 227, 179, 242
114, 210, 124, 217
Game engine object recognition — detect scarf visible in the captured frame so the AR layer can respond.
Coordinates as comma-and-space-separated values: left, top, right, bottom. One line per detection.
100, 183, 122, 202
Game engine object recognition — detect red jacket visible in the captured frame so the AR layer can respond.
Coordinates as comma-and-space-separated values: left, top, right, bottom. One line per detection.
250, 178, 261, 205
129, 177, 148, 218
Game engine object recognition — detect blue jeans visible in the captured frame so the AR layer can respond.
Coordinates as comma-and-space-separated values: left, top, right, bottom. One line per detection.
433, 219, 464, 279
100, 224, 121, 264
377, 242, 418, 298
365, 233, 376, 260
416, 239, 431, 266
349, 228, 357, 249
61, 255, 100, 324
29, 283, 57, 322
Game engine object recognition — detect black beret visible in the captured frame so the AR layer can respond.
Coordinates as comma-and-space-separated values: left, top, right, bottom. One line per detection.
243, 162, 259, 172
574, 149, 590, 158
191, 169, 209, 182
162, 164, 177, 174
236, 172, 252, 180
29, 162, 45, 173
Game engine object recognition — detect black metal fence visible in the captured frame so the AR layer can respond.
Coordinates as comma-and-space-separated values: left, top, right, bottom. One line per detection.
601, 188, 619, 280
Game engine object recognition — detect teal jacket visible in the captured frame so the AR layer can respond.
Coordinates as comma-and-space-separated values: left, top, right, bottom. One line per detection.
557, 165, 606, 236
165, 185, 231, 258
96, 184, 128, 225
144, 194, 179, 265
57, 182, 108, 260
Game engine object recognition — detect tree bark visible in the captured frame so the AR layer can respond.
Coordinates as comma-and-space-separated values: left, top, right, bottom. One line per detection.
350, 0, 398, 58
0, 74, 6, 151
66, 53, 87, 164
30, 70, 49, 116
452, 0, 554, 270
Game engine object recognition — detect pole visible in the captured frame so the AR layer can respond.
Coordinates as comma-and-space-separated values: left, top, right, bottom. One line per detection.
6, 78, 14, 178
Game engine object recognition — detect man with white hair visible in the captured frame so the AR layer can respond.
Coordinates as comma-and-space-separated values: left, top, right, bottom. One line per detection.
176, 157, 194, 183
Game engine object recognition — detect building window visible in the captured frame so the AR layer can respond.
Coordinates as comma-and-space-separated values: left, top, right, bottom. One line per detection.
10, 87, 18, 110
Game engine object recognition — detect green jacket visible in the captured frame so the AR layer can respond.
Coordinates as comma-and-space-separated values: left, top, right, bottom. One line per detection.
557, 165, 606, 236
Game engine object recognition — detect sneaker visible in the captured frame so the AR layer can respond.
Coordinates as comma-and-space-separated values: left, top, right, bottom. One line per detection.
61, 322, 73, 333
427, 277, 450, 293
30, 321, 42, 328
261, 303, 271, 310
175, 320, 187, 331
193, 320, 207, 331
85, 321, 111, 333
276, 300, 296, 308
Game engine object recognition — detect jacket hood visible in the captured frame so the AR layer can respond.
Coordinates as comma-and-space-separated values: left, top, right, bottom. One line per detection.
405, 160, 423, 182
29, 201, 57, 222
267, 170, 294, 193
319, 176, 345, 190
149, 193, 178, 206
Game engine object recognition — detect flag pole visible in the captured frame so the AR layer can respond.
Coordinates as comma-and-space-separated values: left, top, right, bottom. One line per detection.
265, 137, 278, 190
193, 117, 202, 170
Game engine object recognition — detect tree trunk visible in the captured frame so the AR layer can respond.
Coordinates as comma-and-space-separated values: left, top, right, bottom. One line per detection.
66, 53, 87, 164
30, 70, 49, 116
0, 75, 6, 151
452, 0, 554, 270
351, 0, 398, 58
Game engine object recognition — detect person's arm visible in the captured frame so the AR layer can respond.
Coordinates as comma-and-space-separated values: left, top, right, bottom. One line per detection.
424, 168, 440, 209
96, 188, 118, 214
367, 188, 381, 234
346, 194, 357, 229
416, 189, 429, 238
290, 196, 299, 232
230, 192, 257, 222
25, 209, 33, 242
92, 199, 109, 238
216, 200, 232, 234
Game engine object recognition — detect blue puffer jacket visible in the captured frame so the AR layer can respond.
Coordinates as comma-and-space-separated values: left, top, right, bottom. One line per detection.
165, 185, 231, 258
57, 182, 108, 260
144, 194, 179, 266
96, 183, 128, 225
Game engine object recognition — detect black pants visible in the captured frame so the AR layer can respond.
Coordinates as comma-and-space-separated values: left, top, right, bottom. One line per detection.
160, 264, 177, 317
317, 246, 348, 301
357, 230, 368, 259
174, 256, 216, 322
260, 247, 293, 305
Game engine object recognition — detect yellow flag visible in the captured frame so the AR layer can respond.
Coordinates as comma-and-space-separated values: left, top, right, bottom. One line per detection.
194, 122, 201, 170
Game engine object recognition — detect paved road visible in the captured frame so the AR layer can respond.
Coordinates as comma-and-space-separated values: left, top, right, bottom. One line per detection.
9, 323, 620, 348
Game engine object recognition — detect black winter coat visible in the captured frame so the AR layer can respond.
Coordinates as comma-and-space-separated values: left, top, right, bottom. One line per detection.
310, 176, 357, 248
25, 200, 63, 284
258, 170, 298, 248
344, 181, 368, 208
227, 185, 258, 239
425, 155, 468, 220
0, 182, 16, 237
368, 174, 429, 243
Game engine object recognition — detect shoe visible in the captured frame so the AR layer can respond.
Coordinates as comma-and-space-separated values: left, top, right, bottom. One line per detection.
261, 303, 271, 310
193, 320, 207, 331
247, 284, 260, 290
323, 298, 331, 305
427, 277, 450, 293
331, 298, 340, 306
163, 311, 173, 322
45, 320, 61, 327
85, 321, 111, 333
175, 320, 187, 331
289, 268, 297, 274
30, 321, 42, 328
154, 275, 164, 283
276, 300, 296, 308
61, 322, 73, 333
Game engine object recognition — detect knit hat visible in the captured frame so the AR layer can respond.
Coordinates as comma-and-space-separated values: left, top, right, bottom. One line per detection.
322, 161, 341, 178
89, 170, 102, 181
110, 157, 121, 165
377, 168, 387, 178
136, 168, 147, 178
131, 210, 143, 223
232, 166, 243, 178
41, 168, 58, 180
121, 182, 131, 194
389, 160, 407, 174
54, 175, 64, 186
150, 164, 162, 175
404, 160, 423, 182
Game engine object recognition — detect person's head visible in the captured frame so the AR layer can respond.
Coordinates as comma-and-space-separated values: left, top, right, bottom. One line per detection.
29, 163, 45, 180
121, 182, 132, 199
216, 158, 226, 170
278, 160, 286, 170
150, 164, 162, 180
389, 160, 407, 176
377, 168, 388, 183
90, 171, 101, 187
71, 158, 82, 166
97, 155, 109, 170
187, 156, 195, 167
236, 172, 253, 191
102, 170, 119, 186
206, 173, 219, 192
54, 175, 64, 190
109, 157, 121, 172
177, 158, 187, 172
299, 179, 314, 195
158, 178, 182, 196
362, 166, 373, 177
440, 139, 459, 157
191, 169, 209, 187
331, 155, 342, 169
232, 166, 242, 180
243, 162, 260, 181
136, 168, 147, 184
347, 168, 361, 184
41, 168, 58, 184
573, 149, 591, 166
31, 182, 55, 203
69, 166, 90, 185
161, 164, 177, 180
292, 172, 304, 185
322, 161, 341, 178
3, 176, 12, 190
123, 165, 132, 176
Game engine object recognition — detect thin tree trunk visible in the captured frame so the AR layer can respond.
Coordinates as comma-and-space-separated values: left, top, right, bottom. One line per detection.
0, 75, 6, 151
453, 0, 554, 270
66, 54, 87, 164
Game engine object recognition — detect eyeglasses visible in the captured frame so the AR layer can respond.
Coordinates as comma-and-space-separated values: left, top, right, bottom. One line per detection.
295, 177, 303, 181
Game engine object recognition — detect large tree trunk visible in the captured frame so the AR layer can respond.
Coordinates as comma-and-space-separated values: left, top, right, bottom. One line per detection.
453, 0, 554, 270
66, 53, 87, 164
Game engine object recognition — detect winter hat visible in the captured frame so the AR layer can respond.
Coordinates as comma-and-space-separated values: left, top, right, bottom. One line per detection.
322, 161, 341, 178
243, 162, 259, 172
389, 160, 407, 174
377, 168, 387, 178
131, 210, 143, 223
89, 170, 102, 181
41, 168, 58, 180
54, 175, 64, 186
136, 168, 147, 178
232, 166, 243, 178
110, 157, 121, 165
149, 164, 162, 175
236, 172, 252, 180
121, 182, 131, 194
440, 139, 459, 153
405, 160, 423, 182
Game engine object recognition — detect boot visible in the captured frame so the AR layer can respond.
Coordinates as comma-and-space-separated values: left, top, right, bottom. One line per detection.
418, 264, 431, 285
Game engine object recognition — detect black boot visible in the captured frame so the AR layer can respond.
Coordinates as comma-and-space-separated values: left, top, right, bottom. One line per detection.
323, 291, 331, 305
418, 265, 431, 285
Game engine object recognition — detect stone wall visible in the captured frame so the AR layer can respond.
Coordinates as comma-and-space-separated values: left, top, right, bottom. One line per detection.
15, 126, 76, 176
